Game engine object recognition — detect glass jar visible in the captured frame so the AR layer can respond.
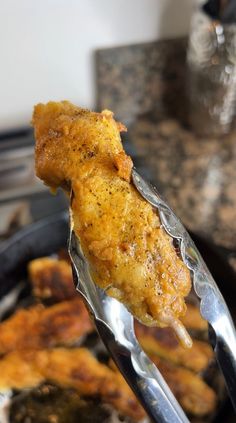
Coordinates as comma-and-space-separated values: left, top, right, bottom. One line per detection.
187, 8, 236, 136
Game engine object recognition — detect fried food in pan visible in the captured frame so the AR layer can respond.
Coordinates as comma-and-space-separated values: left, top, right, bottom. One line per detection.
150, 355, 217, 416
180, 303, 208, 332
28, 257, 76, 302
0, 346, 216, 419
0, 298, 92, 354
0, 257, 218, 420
135, 322, 213, 372
0, 348, 145, 421
109, 353, 216, 417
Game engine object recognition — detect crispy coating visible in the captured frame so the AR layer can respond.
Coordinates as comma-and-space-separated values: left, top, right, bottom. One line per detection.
33, 101, 192, 347
28, 257, 76, 302
0, 298, 92, 354
150, 355, 217, 416
0, 350, 44, 390
0, 348, 145, 421
135, 322, 213, 372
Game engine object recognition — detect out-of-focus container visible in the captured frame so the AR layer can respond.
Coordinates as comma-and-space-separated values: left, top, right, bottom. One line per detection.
187, 4, 236, 136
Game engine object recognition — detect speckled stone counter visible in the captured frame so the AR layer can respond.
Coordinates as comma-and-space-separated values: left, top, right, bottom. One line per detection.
96, 38, 187, 124
128, 118, 236, 251
95, 38, 236, 257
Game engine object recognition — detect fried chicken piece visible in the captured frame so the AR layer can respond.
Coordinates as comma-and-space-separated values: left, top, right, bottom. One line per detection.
33, 101, 192, 347
135, 322, 213, 372
109, 355, 217, 417
0, 346, 216, 419
0, 348, 145, 421
150, 355, 217, 416
57, 248, 71, 262
180, 303, 208, 331
0, 350, 44, 390
0, 298, 92, 354
28, 257, 76, 302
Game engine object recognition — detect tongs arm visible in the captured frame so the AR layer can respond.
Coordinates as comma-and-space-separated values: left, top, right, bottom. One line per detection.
95, 315, 189, 423
68, 167, 236, 420
69, 229, 189, 423
132, 168, 236, 412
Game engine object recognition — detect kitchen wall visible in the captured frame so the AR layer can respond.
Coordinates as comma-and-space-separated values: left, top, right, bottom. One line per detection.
0, 0, 197, 131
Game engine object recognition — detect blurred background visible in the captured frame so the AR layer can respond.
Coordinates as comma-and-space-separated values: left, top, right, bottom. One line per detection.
0, 0, 236, 272
1, 3, 236, 422
0, 0, 194, 130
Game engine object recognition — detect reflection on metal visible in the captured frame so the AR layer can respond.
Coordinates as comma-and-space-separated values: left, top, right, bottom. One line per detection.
187, 8, 236, 135
68, 216, 189, 423
132, 168, 236, 411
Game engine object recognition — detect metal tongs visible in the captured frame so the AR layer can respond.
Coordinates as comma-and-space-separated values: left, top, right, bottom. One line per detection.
68, 168, 236, 423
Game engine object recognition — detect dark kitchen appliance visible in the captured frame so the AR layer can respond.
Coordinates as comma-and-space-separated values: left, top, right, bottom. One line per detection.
0, 127, 67, 241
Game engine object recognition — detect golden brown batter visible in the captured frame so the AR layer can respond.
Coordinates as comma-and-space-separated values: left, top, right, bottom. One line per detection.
0, 298, 92, 354
33, 101, 192, 347
0, 348, 145, 421
0, 347, 216, 418
28, 257, 76, 301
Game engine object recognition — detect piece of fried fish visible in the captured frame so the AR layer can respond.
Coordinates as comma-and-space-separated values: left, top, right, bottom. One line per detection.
0, 347, 216, 418
0, 298, 92, 354
28, 257, 76, 302
0, 348, 144, 421
33, 101, 192, 347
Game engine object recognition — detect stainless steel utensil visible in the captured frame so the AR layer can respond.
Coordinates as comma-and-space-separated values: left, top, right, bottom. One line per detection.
68, 168, 236, 422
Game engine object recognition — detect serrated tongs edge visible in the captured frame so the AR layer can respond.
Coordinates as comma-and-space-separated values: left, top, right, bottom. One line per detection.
132, 168, 236, 411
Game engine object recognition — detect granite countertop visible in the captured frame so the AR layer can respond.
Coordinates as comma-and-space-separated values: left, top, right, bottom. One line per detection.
129, 117, 236, 274
95, 38, 236, 268
128, 117, 236, 252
